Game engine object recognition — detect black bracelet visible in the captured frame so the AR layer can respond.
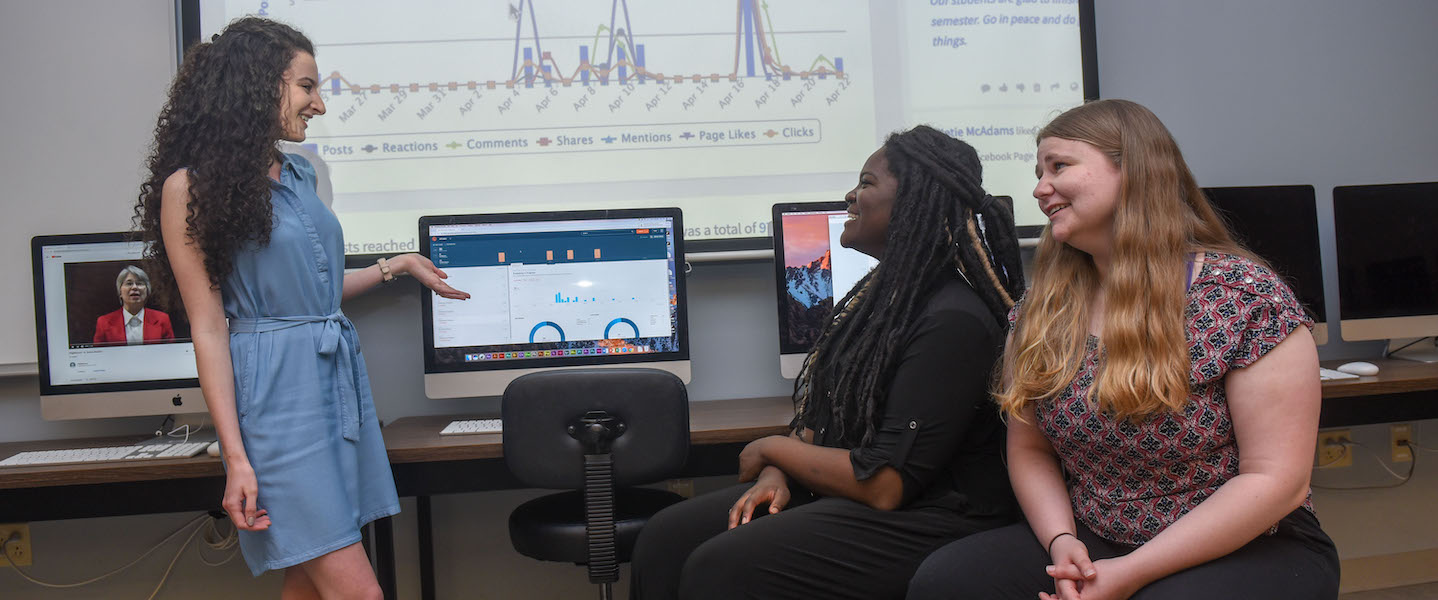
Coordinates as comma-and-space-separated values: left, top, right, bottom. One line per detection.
1047, 531, 1076, 555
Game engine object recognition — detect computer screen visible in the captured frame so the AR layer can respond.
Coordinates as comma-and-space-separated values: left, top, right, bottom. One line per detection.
188, 0, 1096, 250
1203, 185, 1329, 345
1332, 181, 1438, 345
420, 208, 689, 398
771, 202, 878, 379
31, 233, 205, 420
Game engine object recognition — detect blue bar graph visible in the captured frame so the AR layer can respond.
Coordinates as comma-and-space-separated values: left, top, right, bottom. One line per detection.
636, 44, 646, 84
741, 0, 756, 78
331, 78, 340, 94
523, 48, 534, 88
450, 0, 848, 90
580, 45, 590, 84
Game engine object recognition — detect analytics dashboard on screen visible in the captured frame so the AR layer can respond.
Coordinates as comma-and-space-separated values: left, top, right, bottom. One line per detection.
194, 0, 1091, 249
428, 219, 678, 359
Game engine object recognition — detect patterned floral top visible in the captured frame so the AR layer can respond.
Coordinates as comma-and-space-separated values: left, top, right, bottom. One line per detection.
1014, 252, 1315, 546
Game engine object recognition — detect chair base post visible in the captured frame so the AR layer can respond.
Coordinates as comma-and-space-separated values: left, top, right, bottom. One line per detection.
599, 581, 613, 600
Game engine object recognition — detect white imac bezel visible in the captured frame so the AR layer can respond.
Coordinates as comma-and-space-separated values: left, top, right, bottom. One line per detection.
1333, 182, 1438, 360
772, 201, 878, 380
425, 361, 692, 399
779, 353, 806, 380
42, 387, 208, 421
419, 208, 691, 398
33, 233, 208, 421
1339, 317, 1438, 345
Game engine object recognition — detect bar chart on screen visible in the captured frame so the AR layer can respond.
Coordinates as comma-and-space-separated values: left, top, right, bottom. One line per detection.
199, 0, 1086, 249
239, 0, 876, 194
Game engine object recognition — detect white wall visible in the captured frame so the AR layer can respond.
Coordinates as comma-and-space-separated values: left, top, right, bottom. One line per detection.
1091, 0, 1438, 564
0, 1, 177, 368
3, 1, 1438, 597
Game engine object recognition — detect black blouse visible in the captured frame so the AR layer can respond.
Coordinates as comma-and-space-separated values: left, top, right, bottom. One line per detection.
798, 276, 1016, 517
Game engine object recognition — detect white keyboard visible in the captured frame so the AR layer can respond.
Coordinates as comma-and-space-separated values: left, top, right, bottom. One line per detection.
440, 418, 503, 436
0, 441, 209, 468
1319, 368, 1359, 381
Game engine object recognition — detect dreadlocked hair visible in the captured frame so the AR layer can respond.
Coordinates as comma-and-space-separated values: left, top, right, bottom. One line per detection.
793, 125, 1026, 447
133, 17, 315, 308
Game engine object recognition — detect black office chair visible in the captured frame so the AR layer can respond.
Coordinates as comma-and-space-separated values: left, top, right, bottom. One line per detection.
502, 368, 690, 599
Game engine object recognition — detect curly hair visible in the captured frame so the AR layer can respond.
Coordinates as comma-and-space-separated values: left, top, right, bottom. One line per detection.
133, 17, 315, 307
793, 126, 1025, 447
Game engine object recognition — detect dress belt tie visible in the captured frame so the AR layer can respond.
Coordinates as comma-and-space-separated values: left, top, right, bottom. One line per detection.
229, 310, 362, 442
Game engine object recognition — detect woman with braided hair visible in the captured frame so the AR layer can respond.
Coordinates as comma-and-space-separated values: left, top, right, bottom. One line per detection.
629, 125, 1024, 599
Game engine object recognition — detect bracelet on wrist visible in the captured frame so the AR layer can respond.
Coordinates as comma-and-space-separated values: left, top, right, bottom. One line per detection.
377, 257, 395, 285
1047, 531, 1077, 555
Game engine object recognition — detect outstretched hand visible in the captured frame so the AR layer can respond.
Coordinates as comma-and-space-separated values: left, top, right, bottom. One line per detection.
395, 253, 470, 300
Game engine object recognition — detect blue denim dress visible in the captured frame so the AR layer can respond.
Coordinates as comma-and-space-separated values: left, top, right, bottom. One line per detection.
224, 153, 398, 575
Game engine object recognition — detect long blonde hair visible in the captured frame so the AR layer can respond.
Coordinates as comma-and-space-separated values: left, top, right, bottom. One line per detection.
998, 100, 1250, 421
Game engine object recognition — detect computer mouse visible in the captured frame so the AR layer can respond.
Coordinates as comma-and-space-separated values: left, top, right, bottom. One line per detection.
206, 441, 221, 457
1335, 361, 1380, 376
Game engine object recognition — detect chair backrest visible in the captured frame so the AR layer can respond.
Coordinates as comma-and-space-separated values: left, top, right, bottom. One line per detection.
502, 368, 690, 489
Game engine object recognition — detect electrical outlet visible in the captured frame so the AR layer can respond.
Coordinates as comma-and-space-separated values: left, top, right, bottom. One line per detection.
0, 523, 32, 567
1392, 424, 1414, 463
1316, 430, 1352, 468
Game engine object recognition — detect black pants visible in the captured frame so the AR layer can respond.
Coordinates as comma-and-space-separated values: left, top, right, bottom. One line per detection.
630, 483, 1010, 600
907, 508, 1339, 600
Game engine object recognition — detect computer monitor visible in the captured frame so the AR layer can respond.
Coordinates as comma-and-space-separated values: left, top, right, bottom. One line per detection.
1203, 185, 1329, 345
1333, 182, 1438, 360
419, 208, 690, 398
31, 233, 206, 420
772, 202, 878, 379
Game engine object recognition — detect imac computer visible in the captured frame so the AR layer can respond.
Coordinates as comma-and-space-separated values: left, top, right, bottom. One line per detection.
772, 202, 878, 379
420, 208, 690, 398
1333, 181, 1438, 361
770, 197, 1013, 378
1203, 185, 1329, 345
31, 233, 206, 420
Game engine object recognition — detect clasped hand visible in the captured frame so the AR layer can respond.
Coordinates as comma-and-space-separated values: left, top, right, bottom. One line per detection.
1040, 536, 1141, 600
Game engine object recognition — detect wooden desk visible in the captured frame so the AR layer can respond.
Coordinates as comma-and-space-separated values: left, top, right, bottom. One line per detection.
3, 372, 1431, 598
0, 435, 224, 519
383, 395, 794, 463
1319, 358, 1438, 426
0, 396, 792, 600
379, 395, 795, 600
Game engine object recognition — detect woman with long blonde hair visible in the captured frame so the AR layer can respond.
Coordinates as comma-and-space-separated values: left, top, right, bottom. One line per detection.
908, 100, 1338, 600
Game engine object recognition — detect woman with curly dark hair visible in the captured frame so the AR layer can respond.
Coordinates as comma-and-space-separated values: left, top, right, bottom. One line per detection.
134, 17, 468, 595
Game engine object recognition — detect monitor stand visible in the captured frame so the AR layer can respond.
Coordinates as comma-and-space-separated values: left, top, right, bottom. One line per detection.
1387, 337, 1438, 363
138, 413, 217, 446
